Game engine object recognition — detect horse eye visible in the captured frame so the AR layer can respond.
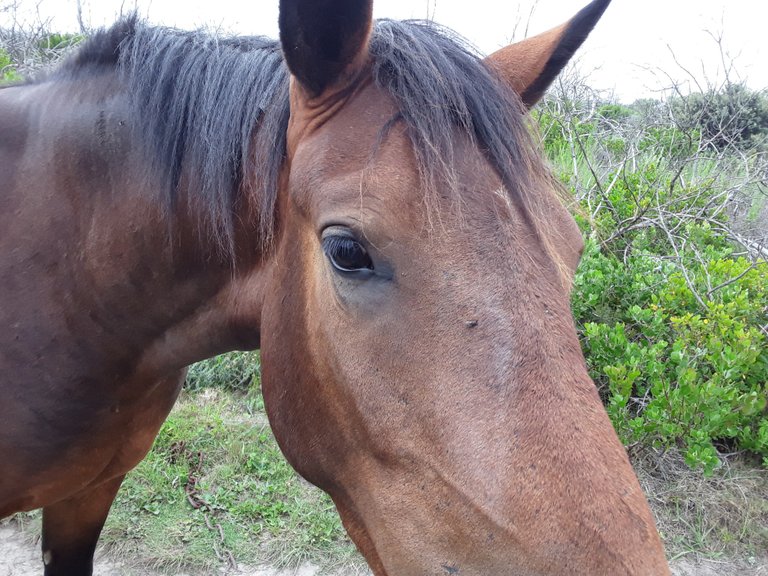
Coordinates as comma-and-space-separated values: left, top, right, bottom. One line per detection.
322, 235, 374, 273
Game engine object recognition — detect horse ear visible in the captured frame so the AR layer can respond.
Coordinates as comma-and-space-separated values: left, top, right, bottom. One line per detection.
485, 0, 611, 108
279, 0, 374, 97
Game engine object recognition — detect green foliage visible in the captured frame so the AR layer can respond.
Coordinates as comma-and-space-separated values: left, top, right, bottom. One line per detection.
596, 103, 633, 122
36, 32, 84, 52
0, 48, 21, 84
637, 125, 700, 160
535, 108, 595, 158
671, 84, 768, 150
573, 229, 768, 474
539, 86, 767, 474
539, 84, 768, 473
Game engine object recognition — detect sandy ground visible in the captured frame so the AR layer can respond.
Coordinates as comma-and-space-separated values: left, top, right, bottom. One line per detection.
2, 523, 766, 576
0, 522, 362, 576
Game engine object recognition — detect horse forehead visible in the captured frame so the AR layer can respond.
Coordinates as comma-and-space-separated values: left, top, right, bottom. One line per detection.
289, 80, 398, 160
288, 79, 509, 235
287, 82, 414, 205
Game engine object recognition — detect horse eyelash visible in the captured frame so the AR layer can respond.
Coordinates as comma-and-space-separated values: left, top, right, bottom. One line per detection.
322, 235, 362, 258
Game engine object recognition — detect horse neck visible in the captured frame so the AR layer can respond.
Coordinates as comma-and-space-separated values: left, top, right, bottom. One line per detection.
1, 76, 267, 384
71, 170, 269, 381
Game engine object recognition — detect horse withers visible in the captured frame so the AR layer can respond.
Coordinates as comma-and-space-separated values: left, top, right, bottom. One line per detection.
0, 0, 671, 574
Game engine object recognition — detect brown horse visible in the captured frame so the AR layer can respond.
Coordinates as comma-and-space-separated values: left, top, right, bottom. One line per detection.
0, 0, 670, 574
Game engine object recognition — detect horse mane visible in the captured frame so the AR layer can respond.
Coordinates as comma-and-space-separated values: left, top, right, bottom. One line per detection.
54, 15, 290, 254
62, 16, 135, 71
123, 17, 290, 253
55, 17, 551, 256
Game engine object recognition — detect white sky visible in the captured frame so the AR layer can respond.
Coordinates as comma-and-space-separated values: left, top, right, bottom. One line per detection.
4, 0, 766, 102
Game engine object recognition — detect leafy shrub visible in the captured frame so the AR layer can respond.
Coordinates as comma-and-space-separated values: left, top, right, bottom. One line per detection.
573, 227, 767, 474
538, 82, 767, 473
0, 48, 21, 84
671, 84, 768, 151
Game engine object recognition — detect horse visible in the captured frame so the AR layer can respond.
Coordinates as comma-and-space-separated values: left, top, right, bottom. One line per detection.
0, 0, 671, 573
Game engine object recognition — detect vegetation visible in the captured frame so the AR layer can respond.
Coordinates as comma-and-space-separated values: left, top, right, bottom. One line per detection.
575, 237, 766, 473
0, 47, 19, 83
0, 25, 83, 81
672, 83, 768, 151
101, 376, 359, 571
102, 357, 365, 572
535, 78, 768, 475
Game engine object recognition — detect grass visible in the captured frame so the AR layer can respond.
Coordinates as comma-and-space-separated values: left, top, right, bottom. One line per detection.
97, 353, 364, 573
632, 447, 768, 563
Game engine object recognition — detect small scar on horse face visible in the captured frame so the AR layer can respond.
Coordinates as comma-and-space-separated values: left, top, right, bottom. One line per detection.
465, 319, 478, 328
442, 564, 460, 575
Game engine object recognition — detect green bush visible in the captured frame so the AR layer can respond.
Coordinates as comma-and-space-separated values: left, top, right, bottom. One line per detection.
0, 48, 21, 84
538, 89, 767, 473
671, 84, 768, 151
573, 233, 768, 474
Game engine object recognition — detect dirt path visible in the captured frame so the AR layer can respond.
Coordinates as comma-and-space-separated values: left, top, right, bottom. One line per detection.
0, 524, 340, 576
2, 522, 765, 575
0, 522, 364, 576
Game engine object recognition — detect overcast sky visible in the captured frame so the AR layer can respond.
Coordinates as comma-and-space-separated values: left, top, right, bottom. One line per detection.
4, 0, 766, 102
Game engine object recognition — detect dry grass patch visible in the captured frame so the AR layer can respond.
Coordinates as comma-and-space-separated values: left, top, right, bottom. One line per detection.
633, 447, 768, 566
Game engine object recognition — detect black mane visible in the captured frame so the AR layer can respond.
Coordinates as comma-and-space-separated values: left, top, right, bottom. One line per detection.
57, 16, 290, 252
63, 16, 135, 71
56, 17, 544, 253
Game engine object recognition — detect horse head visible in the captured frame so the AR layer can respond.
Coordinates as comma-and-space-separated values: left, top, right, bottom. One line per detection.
259, 0, 670, 574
